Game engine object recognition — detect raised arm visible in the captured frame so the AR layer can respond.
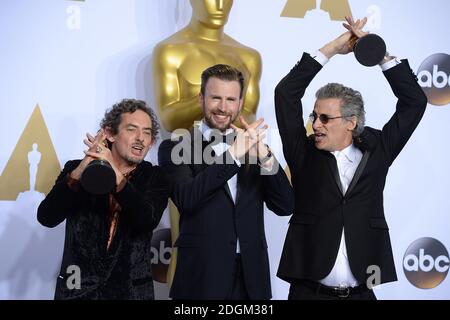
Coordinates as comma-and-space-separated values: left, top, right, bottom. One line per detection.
37, 160, 86, 228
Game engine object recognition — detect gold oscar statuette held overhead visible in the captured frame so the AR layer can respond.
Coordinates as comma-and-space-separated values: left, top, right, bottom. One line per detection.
152, 0, 262, 288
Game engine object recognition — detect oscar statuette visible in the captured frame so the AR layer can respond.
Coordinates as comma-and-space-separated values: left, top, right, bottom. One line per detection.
80, 144, 116, 195
353, 33, 386, 67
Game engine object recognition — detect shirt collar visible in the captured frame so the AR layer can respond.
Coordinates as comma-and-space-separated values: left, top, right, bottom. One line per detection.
332, 143, 358, 163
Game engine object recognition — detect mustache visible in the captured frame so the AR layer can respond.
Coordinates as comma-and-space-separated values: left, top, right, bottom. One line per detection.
132, 143, 145, 148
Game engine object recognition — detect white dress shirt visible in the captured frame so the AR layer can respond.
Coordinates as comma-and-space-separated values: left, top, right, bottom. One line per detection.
198, 120, 241, 253
318, 144, 363, 287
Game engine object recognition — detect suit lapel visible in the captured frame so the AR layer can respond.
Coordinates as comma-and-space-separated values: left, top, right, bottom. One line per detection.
326, 154, 344, 195
190, 127, 208, 175
346, 150, 370, 196
326, 149, 371, 197
345, 131, 373, 196
235, 168, 243, 205
223, 181, 234, 204
190, 126, 236, 204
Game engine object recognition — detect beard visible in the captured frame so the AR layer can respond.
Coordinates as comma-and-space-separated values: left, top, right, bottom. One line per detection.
203, 104, 238, 132
124, 155, 143, 165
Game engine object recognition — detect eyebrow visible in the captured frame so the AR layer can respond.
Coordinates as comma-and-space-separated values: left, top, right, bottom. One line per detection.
313, 111, 333, 116
126, 124, 153, 131
210, 94, 238, 100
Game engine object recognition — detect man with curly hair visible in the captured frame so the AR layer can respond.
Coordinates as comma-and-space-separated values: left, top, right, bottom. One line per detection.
38, 99, 170, 300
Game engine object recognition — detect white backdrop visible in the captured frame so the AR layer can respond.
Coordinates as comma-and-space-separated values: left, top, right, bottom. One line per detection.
0, 0, 449, 300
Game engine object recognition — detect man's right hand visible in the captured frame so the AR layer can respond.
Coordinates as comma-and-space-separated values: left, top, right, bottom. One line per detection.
229, 117, 267, 161
319, 16, 368, 59
69, 130, 107, 180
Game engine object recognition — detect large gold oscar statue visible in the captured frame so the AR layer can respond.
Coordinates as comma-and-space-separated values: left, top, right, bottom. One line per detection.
152, 0, 262, 289
153, 0, 262, 132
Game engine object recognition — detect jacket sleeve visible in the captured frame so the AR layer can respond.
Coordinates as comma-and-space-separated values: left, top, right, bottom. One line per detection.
158, 138, 240, 214
274, 53, 323, 169
261, 157, 295, 216
114, 165, 170, 233
381, 59, 428, 165
37, 160, 86, 228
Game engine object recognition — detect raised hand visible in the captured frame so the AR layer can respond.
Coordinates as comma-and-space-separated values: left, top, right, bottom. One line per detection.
343, 16, 369, 40
319, 16, 368, 58
83, 129, 125, 186
83, 129, 113, 164
70, 129, 115, 181
229, 117, 267, 161
238, 116, 272, 163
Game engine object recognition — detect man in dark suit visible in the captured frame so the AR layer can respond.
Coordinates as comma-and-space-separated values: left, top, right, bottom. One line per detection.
275, 17, 427, 299
37, 99, 170, 299
158, 64, 294, 300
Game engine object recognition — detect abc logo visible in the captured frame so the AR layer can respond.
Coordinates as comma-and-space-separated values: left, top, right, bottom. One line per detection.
150, 228, 172, 283
417, 53, 450, 106
403, 237, 449, 289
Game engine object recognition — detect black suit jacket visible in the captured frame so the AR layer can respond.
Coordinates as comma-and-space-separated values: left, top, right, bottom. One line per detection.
158, 128, 294, 299
275, 53, 427, 285
37, 160, 169, 299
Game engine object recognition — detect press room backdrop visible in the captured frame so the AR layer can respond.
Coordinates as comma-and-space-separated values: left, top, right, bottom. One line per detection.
0, 0, 449, 300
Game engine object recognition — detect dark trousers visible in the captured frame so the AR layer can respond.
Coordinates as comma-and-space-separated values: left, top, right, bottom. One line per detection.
227, 254, 250, 300
288, 280, 377, 300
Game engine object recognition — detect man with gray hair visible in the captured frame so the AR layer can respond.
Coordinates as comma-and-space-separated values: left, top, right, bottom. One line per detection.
275, 17, 427, 299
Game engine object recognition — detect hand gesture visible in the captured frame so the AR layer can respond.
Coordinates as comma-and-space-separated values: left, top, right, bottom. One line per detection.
320, 16, 368, 58
229, 117, 267, 160
70, 130, 113, 180
238, 116, 272, 164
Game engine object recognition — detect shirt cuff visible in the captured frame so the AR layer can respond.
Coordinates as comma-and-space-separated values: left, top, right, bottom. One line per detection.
224, 145, 241, 167
228, 151, 241, 167
311, 50, 329, 66
259, 157, 274, 172
230, 153, 241, 168
380, 57, 401, 71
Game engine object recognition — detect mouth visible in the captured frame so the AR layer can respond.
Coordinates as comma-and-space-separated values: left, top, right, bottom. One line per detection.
314, 132, 326, 144
211, 113, 230, 124
131, 144, 145, 157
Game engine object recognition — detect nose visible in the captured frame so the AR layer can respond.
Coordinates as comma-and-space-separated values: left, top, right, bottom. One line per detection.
312, 116, 322, 130
216, 0, 224, 11
135, 129, 144, 142
217, 99, 226, 112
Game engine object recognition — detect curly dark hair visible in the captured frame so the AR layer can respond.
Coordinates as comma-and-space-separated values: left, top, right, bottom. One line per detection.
100, 99, 160, 142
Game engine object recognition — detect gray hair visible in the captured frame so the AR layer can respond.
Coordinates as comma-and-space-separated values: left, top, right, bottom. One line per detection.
315, 83, 366, 137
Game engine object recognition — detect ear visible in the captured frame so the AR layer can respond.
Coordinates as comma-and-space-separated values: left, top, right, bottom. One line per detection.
199, 93, 204, 107
104, 126, 115, 143
346, 116, 357, 132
